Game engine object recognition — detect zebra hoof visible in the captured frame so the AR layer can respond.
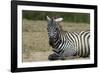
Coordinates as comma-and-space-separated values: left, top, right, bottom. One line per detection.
48, 53, 59, 60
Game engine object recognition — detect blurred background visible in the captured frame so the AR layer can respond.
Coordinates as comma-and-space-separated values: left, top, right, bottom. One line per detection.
23, 10, 90, 23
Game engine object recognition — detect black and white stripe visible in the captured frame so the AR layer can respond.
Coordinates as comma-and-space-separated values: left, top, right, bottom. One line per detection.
46, 16, 90, 60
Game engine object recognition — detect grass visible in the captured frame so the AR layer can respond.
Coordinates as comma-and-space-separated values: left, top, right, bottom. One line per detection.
22, 19, 90, 62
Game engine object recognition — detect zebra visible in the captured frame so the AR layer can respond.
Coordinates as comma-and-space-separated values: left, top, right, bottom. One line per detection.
46, 16, 90, 60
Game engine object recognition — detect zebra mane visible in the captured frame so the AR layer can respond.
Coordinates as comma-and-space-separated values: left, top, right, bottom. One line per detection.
52, 16, 63, 31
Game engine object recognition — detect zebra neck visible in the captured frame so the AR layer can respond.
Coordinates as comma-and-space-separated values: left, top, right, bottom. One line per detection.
49, 32, 61, 47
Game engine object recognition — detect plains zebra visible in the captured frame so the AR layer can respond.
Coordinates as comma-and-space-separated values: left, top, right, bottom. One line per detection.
46, 16, 90, 60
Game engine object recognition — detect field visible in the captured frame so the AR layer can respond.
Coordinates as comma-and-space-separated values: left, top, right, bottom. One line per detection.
22, 19, 90, 62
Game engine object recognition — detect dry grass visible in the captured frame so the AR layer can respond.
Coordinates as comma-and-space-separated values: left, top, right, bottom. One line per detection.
22, 19, 90, 62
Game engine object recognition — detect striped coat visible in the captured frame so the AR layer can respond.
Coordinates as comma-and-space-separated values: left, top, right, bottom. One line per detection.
46, 16, 90, 60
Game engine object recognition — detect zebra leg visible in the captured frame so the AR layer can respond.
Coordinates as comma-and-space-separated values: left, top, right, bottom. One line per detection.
59, 48, 77, 60
59, 55, 79, 60
48, 53, 59, 60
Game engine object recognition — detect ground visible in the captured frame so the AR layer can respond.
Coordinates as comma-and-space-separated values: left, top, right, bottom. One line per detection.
22, 19, 90, 62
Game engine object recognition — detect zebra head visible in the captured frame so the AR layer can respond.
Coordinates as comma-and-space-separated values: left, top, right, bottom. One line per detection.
46, 16, 63, 38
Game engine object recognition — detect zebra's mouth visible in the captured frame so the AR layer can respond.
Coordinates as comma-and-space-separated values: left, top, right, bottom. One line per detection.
49, 36, 55, 40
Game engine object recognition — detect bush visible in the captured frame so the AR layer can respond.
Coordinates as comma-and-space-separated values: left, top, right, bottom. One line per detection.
22, 10, 90, 23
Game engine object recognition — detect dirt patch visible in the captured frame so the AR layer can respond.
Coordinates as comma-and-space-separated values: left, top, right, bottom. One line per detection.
22, 51, 89, 62
22, 51, 53, 62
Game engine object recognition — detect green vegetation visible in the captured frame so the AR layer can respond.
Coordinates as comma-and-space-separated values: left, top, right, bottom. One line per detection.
22, 10, 90, 23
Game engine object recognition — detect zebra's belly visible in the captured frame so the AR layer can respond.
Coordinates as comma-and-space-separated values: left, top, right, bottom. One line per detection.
62, 47, 76, 57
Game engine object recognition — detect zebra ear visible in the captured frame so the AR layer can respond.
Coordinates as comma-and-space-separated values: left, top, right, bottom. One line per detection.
46, 16, 51, 21
54, 18, 63, 22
